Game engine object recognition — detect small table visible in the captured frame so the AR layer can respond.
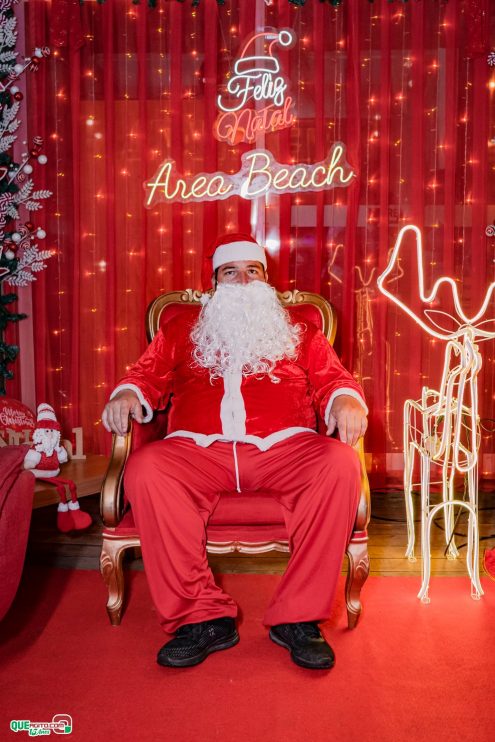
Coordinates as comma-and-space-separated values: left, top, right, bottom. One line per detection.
33, 454, 109, 509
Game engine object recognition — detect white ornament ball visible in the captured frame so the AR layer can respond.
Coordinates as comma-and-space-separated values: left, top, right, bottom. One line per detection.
37, 154, 47, 165
34, 48, 43, 59
11, 232, 21, 243
86, 118, 95, 127
4, 249, 15, 260
14, 64, 24, 75
24, 164, 33, 174
36, 229, 46, 239
11, 86, 19, 94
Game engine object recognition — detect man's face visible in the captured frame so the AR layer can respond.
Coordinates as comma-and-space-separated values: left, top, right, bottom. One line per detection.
216, 260, 267, 286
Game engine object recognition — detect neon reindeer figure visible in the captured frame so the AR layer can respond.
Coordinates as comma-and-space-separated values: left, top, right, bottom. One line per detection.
377, 224, 495, 603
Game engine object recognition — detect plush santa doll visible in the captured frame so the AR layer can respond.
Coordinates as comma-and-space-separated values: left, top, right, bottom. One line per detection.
24, 403, 92, 533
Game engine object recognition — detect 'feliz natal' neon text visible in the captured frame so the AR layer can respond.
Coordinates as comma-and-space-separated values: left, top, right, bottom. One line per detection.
213, 29, 296, 145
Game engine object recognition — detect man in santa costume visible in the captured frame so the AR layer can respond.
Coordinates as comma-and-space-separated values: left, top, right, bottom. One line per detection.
102, 234, 367, 670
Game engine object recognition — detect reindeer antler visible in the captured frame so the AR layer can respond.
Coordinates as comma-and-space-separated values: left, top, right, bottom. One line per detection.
377, 225, 495, 340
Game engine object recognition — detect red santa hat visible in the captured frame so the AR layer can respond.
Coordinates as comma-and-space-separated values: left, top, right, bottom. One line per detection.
34, 403, 61, 431
201, 232, 267, 290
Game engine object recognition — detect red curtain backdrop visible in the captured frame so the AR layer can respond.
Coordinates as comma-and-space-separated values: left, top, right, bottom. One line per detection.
11, 0, 494, 483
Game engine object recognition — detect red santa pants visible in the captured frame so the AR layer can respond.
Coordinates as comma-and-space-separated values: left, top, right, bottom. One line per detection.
124, 433, 360, 634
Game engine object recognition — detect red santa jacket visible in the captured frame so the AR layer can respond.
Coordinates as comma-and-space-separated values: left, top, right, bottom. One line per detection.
111, 309, 366, 450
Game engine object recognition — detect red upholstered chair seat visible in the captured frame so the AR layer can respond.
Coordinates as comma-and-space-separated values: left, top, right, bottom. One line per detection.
209, 492, 286, 525
103, 491, 289, 544
100, 288, 370, 628
103, 503, 289, 545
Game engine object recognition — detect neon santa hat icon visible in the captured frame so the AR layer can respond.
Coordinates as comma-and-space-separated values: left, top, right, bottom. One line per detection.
217, 28, 296, 114
233, 29, 295, 77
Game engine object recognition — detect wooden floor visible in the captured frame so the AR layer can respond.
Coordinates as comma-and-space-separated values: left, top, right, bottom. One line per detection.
26, 487, 495, 577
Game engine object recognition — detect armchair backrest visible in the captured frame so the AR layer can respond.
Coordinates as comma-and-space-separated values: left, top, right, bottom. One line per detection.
145, 288, 338, 345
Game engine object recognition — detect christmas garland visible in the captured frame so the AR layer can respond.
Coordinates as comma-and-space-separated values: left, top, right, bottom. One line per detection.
91, 0, 448, 7
0, 0, 51, 395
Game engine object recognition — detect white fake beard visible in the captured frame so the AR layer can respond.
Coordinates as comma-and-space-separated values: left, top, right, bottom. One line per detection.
33, 428, 60, 457
191, 281, 302, 379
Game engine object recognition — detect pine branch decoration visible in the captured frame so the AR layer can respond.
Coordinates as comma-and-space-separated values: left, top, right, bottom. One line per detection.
0, 0, 51, 394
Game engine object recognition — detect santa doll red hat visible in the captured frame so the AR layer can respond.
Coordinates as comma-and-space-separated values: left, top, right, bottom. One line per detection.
24, 403, 92, 532
201, 232, 267, 291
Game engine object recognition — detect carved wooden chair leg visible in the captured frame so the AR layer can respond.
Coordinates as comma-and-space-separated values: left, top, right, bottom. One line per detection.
100, 538, 130, 626
345, 533, 370, 629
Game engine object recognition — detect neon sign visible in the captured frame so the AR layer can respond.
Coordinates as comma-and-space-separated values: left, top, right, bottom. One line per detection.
377, 224, 495, 339
144, 143, 355, 207
145, 27, 356, 206
377, 224, 489, 603
213, 29, 296, 145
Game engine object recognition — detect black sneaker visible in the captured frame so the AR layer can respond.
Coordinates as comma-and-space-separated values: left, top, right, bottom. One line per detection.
157, 617, 239, 668
269, 621, 335, 670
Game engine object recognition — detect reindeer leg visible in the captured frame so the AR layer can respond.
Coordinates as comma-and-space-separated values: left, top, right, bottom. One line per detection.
405, 448, 416, 560
444, 465, 459, 559
403, 401, 417, 561
404, 442, 416, 561
466, 464, 483, 599
418, 452, 431, 603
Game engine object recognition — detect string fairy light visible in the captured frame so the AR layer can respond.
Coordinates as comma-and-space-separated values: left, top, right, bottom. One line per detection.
28, 0, 492, 465
47, 21, 67, 410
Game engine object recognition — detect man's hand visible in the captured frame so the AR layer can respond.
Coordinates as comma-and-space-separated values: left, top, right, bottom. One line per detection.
326, 394, 367, 447
102, 390, 144, 436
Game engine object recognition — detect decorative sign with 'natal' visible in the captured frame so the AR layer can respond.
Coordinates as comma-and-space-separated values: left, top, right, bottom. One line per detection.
213, 29, 296, 146
144, 27, 356, 207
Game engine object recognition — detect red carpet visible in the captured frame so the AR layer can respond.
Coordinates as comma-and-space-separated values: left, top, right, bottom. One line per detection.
0, 568, 494, 742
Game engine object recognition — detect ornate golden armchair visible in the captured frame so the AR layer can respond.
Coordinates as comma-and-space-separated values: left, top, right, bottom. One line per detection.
100, 289, 371, 629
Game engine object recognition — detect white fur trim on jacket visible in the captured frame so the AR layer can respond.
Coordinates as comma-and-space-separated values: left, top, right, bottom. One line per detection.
219, 372, 246, 438
165, 427, 317, 451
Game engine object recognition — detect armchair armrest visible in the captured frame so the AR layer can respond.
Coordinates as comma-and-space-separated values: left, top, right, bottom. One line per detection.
100, 426, 133, 528
100, 410, 168, 527
353, 437, 371, 532
346, 437, 371, 629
